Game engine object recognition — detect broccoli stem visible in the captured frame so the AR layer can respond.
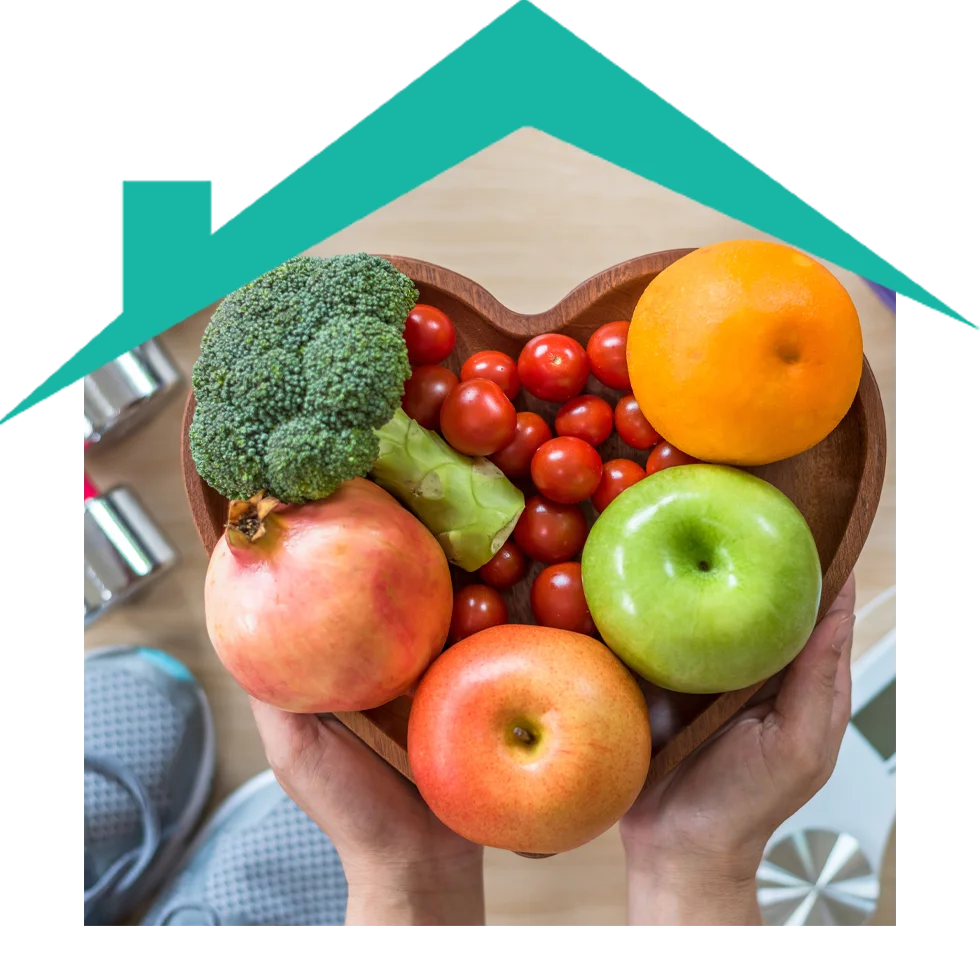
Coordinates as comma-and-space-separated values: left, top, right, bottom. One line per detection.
371, 408, 525, 572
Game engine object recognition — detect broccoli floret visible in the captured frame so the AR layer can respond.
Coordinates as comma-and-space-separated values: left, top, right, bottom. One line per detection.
189, 253, 418, 502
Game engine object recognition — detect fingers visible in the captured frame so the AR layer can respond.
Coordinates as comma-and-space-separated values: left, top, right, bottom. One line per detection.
828, 572, 857, 622
250, 698, 418, 809
770, 574, 856, 757
828, 621, 854, 746
317, 714, 419, 790
249, 697, 325, 781
744, 671, 785, 709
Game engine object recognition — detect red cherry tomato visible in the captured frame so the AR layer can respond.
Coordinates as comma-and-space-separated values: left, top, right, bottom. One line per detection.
488, 412, 552, 478
440, 379, 517, 456
591, 458, 647, 513
403, 304, 456, 365
531, 436, 603, 504
554, 395, 614, 447
478, 539, 527, 590
513, 495, 588, 564
614, 393, 661, 450
646, 441, 700, 475
530, 562, 596, 635
587, 321, 631, 390
461, 350, 521, 400
449, 584, 508, 644
517, 333, 590, 402
401, 364, 459, 430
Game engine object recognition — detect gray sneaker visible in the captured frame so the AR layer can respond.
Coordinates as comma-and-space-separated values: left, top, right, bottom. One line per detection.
141, 770, 349, 925
84, 645, 215, 925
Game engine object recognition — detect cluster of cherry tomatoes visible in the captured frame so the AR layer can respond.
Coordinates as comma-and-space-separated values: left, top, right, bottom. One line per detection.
401, 302, 700, 646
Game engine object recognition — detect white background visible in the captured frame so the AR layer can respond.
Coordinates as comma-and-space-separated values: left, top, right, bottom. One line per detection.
1, 0, 976, 962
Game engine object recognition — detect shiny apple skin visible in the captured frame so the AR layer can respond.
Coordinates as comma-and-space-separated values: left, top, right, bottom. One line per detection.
407, 624, 651, 854
582, 465, 822, 693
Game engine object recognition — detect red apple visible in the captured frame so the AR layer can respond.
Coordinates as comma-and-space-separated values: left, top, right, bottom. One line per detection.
407, 624, 652, 854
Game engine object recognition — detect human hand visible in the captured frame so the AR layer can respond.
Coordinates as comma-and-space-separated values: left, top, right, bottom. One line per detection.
250, 702, 485, 925
621, 574, 856, 925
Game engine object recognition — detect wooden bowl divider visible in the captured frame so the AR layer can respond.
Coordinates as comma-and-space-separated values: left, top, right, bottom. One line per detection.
180, 251, 886, 853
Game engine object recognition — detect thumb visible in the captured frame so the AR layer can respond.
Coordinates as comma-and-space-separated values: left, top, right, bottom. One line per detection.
771, 575, 856, 748
249, 697, 327, 787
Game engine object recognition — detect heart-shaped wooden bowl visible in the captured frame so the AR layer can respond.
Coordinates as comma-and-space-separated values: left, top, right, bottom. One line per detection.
181, 250, 886, 840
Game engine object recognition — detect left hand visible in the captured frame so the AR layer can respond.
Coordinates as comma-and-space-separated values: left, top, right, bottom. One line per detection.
251, 702, 485, 925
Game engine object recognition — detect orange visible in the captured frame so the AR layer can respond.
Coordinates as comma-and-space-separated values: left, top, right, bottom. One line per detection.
626, 240, 863, 465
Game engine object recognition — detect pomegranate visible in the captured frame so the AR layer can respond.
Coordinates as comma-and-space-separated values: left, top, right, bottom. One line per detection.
205, 478, 453, 712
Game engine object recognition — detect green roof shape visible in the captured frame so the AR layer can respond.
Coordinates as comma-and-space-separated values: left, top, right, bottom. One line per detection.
3, 0, 967, 424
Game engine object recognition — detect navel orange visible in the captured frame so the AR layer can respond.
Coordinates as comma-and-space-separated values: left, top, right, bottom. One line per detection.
626, 240, 864, 465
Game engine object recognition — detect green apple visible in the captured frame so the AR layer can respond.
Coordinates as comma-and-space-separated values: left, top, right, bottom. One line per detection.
581, 465, 821, 693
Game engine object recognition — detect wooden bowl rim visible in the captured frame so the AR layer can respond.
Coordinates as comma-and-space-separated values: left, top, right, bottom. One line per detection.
179, 249, 887, 788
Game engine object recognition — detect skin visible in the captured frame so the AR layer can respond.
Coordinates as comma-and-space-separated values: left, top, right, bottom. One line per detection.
407, 625, 651, 854
207, 479, 452, 712
582, 464, 822, 693
250, 576, 854, 925
251, 702, 484, 925
622, 574, 856, 924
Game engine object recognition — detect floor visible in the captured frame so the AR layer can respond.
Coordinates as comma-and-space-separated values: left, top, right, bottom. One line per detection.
84, 128, 895, 925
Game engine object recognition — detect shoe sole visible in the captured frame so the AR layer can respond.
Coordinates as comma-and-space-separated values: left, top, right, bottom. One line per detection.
85, 645, 216, 920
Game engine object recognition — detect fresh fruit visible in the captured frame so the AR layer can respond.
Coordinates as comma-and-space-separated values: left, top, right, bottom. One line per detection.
614, 394, 661, 450
401, 364, 459, 430
489, 412, 552, 478
190, 255, 521, 573
582, 465, 822, 693
531, 436, 603, 504
513, 495, 588, 564
627, 240, 864, 465
554, 395, 614, 447
372, 410, 525, 572
478, 540, 527, 591
518, 333, 590, 402
461, 350, 521, 400
646, 441, 700, 475
530, 562, 596, 635
407, 625, 652, 854
449, 584, 509, 644
440, 379, 517, 457
586, 321, 631, 390
404, 303, 456, 365
205, 479, 452, 712
591, 458, 647, 513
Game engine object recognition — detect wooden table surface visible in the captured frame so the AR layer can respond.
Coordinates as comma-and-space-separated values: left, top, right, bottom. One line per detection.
85, 129, 895, 926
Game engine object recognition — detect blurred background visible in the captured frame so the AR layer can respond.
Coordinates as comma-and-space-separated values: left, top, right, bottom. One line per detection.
84, 128, 895, 925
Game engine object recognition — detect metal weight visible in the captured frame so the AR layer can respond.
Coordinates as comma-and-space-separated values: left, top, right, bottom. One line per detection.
84, 483, 178, 626
84, 339, 181, 446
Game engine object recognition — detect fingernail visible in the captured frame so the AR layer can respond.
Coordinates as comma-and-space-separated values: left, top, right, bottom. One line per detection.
831, 614, 855, 656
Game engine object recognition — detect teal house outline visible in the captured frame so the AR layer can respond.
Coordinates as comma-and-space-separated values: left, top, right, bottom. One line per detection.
3, 1, 969, 424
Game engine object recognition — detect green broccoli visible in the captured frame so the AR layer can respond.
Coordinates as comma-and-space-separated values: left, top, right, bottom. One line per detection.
189, 253, 524, 571
189, 253, 415, 502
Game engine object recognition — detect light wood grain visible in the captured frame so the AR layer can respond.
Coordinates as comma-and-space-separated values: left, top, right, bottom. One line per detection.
85, 128, 895, 926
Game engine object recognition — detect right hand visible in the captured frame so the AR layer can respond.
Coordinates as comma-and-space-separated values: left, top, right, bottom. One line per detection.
621, 574, 856, 924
